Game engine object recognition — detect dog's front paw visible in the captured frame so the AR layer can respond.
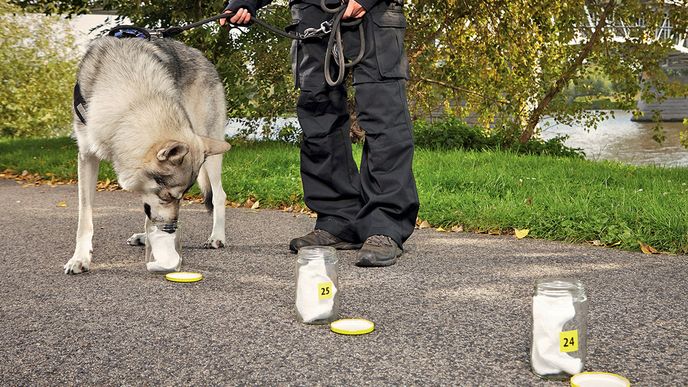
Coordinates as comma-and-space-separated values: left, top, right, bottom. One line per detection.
127, 233, 146, 246
203, 239, 225, 249
64, 253, 92, 274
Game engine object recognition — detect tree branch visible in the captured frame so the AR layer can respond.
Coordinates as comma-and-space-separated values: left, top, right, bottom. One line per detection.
519, 0, 616, 143
417, 76, 510, 105
407, 5, 468, 62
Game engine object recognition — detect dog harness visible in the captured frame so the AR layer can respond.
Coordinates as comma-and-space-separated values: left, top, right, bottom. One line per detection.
73, 83, 88, 125
73, 27, 153, 125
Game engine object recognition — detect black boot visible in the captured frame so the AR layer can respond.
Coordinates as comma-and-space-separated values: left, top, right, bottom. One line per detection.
356, 235, 402, 267
289, 229, 362, 253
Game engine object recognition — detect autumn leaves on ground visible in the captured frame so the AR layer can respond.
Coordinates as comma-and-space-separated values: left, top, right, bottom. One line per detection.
2, 137, 688, 255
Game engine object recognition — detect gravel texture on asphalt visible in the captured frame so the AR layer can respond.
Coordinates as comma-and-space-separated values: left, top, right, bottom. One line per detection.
1, 179, 686, 385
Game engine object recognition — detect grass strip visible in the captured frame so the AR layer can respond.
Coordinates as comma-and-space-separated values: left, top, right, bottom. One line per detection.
2, 136, 687, 253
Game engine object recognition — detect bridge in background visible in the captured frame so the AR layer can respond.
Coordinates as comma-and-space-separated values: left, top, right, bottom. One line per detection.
580, 3, 687, 121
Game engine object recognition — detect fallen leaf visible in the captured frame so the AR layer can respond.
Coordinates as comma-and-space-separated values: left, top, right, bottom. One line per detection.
515, 229, 530, 239
436, 227, 447, 232
590, 240, 603, 246
488, 229, 501, 235
419, 220, 431, 229
56, 201, 67, 208
21, 170, 28, 177
451, 225, 464, 233
251, 200, 260, 210
309, 213, 317, 218
638, 241, 658, 254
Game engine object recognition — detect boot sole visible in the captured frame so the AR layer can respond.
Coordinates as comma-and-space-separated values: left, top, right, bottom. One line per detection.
355, 250, 403, 267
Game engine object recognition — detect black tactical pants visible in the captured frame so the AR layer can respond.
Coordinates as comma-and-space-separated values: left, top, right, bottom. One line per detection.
290, 1, 419, 248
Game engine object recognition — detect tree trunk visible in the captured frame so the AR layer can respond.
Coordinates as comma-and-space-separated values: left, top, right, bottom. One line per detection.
519, 0, 616, 144
348, 94, 365, 143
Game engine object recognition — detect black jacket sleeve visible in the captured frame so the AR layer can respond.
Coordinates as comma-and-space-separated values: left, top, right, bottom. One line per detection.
224, 0, 273, 16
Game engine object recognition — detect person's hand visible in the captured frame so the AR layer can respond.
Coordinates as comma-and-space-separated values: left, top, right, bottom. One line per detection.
220, 8, 252, 26
342, 0, 366, 20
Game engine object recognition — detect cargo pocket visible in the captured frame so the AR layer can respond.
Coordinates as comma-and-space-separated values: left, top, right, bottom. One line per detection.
285, 20, 301, 89
371, 9, 409, 79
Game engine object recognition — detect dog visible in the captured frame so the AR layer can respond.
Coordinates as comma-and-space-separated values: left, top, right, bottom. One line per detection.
64, 35, 231, 274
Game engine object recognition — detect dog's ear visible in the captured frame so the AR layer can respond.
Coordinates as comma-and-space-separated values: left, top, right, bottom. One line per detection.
199, 136, 231, 156
156, 141, 189, 166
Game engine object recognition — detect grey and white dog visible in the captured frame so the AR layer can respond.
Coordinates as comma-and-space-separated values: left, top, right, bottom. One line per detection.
64, 36, 231, 274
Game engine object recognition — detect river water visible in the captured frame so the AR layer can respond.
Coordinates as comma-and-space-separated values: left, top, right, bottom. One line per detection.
540, 110, 688, 167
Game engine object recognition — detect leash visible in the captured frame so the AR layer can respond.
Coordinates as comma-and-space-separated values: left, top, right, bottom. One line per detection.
77, 4, 365, 125
318, 0, 365, 87
158, 0, 366, 87
159, 12, 334, 41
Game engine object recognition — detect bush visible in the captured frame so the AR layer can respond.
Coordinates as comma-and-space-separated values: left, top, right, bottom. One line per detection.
413, 117, 490, 151
0, 1, 78, 138
413, 116, 583, 158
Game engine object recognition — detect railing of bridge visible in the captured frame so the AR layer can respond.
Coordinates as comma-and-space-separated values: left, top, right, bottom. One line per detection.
583, 7, 687, 53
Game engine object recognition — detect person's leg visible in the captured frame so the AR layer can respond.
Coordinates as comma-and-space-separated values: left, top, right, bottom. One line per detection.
347, 2, 419, 265
289, 3, 363, 250
355, 80, 418, 247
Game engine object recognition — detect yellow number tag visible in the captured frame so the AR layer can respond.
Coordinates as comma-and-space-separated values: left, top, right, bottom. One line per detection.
560, 330, 579, 352
318, 282, 333, 300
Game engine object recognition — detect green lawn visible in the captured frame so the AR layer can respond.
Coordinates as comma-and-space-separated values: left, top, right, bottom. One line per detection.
2, 136, 688, 254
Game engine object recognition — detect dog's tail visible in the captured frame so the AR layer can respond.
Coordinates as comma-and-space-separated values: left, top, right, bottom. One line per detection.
197, 165, 214, 213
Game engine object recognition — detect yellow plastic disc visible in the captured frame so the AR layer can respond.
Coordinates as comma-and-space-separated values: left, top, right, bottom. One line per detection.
571, 372, 630, 387
330, 319, 375, 335
165, 272, 203, 283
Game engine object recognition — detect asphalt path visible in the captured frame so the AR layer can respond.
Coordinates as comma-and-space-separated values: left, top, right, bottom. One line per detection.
1, 179, 686, 385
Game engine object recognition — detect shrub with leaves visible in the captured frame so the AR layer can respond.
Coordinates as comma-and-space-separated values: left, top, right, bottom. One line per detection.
413, 116, 583, 158
0, 0, 78, 138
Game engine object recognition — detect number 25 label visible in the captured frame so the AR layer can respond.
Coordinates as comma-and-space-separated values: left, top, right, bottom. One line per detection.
318, 282, 334, 300
560, 330, 579, 352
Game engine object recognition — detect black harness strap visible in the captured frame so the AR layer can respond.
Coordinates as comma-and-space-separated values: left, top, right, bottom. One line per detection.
73, 83, 87, 125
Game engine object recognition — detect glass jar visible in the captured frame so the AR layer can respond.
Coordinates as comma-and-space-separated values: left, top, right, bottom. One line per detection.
145, 219, 182, 273
295, 246, 339, 324
531, 279, 588, 380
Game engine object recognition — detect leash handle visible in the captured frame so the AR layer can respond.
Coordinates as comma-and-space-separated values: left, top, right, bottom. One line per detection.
320, 0, 365, 87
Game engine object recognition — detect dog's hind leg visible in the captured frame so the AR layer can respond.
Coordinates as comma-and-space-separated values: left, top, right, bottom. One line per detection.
201, 154, 226, 249
64, 153, 100, 274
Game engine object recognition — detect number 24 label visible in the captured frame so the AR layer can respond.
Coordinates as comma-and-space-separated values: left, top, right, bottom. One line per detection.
560, 330, 579, 352
318, 282, 334, 300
